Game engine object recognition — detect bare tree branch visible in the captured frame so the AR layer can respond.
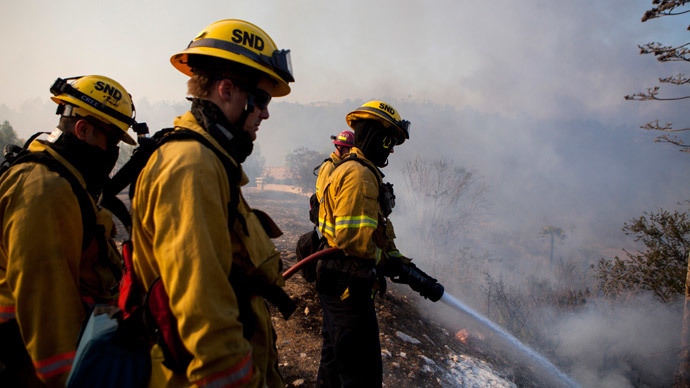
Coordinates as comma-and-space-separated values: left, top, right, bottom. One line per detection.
642, 0, 690, 22
625, 86, 690, 101
639, 42, 690, 62
654, 134, 690, 152
628, 2, 690, 153
660, 73, 690, 85
642, 120, 690, 132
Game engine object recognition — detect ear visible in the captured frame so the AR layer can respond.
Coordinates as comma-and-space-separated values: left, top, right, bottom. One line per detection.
217, 78, 235, 101
73, 119, 93, 141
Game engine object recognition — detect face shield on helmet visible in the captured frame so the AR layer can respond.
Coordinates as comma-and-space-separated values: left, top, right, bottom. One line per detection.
49, 76, 148, 145
345, 101, 410, 145
170, 19, 294, 97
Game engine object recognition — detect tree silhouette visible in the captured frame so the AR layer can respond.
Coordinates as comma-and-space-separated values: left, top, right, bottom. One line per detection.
625, 0, 690, 152
0, 120, 21, 159
285, 147, 329, 193
539, 225, 566, 270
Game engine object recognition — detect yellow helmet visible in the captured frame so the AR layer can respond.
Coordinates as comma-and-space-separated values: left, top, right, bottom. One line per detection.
171, 19, 294, 97
346, 101, 410, 145
50, 75, 139, 145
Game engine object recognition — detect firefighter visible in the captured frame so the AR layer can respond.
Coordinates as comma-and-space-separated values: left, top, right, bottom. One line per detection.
316, 101, 416, 388
130, 19, 294, 388
315, 130, 354, 202
0, 75, 139, 387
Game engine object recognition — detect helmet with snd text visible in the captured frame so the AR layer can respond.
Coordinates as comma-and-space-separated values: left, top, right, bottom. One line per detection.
346, 101, 410, 146
170, 19, 295, 97
50, 75, 143, 145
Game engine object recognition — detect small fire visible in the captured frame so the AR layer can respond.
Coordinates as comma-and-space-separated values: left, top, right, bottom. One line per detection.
455, 328, 484, 344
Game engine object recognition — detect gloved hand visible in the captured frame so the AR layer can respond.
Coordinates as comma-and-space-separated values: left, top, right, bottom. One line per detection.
390, 262, 445, 302
377, 255, 405, 278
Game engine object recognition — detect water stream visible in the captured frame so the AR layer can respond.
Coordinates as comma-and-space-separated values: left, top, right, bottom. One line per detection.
440, 292, 583, 388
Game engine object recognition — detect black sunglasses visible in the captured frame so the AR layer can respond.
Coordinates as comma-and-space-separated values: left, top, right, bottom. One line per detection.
221, 77, 272, 111
245, 87, 271, 111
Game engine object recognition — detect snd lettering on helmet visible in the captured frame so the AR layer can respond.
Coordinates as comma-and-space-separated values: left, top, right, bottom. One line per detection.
378, 102, 396, 117
231, 29, 264, 51
93, 81, 123, 101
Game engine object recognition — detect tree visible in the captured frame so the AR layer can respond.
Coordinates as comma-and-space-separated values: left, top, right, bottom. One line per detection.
625, 1, 690, 152
399, 157, 487, 260
0, 120, 21, 159
285, 147, 329, 193
243, 144, 266, 187
593, 207, 690, 302
540, 225, 566, 270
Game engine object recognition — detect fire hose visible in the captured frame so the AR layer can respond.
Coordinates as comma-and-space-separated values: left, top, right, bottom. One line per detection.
282, 247, 445, 302
282, 247, 338, 280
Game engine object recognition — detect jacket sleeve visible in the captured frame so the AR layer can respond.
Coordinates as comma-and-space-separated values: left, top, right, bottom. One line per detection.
1, 164, 86, 387
381, 219, 411, 265
143, 143, 257, 387
330, 166, 381, 260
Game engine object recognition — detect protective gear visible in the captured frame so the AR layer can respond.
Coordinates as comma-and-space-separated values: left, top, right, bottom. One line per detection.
131, 112, 284, 388
315, 148, 390, 388
352, 120, 395, 168
315, 152, 344, 202
331, 130, 354, 147
0, 139, 122, 387
50, 131, 120, 198
346, 101, 410, 145
171, 19, 294, 97
383, 259, 444, 302
190, 98, 254, 163
318, 148, 386, 262
316, 292, 382, 388
50, 76, 139, 145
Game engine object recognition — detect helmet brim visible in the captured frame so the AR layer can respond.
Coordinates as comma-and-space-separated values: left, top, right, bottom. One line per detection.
171, 49, 291, 97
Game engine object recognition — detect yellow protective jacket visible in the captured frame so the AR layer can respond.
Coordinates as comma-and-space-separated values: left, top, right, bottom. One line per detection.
315, 152, 343, 202
319, 147, 389, 262
131, 111, 284, 388
318, 148, 409, 265
0, 140, 121, 387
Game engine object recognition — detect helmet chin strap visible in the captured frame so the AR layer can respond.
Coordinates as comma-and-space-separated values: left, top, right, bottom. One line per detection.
237, 98, 256, 130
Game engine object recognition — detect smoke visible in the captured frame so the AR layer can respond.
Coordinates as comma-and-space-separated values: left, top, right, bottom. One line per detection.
2, 92, 688, 388
556, 296, 682, 387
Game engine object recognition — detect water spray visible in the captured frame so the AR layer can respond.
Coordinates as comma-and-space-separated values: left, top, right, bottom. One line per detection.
440, 292, 583, 388
283, 251, 582, 387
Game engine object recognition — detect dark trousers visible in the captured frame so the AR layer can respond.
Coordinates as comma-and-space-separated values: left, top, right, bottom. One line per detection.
0, 320, 43, 388
316, 293, 382, 388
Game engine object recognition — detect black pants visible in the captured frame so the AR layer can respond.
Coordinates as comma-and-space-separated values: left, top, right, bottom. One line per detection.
0, 320, 43, 387
316, 293, 382, 388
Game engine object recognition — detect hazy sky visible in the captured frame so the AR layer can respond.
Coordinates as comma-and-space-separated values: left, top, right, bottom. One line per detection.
1, 0, 687, 132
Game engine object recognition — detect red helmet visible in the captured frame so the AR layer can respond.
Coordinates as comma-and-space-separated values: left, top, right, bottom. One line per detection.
332, 130, 354, 147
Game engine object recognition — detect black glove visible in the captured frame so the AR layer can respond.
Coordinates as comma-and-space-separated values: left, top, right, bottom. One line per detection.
378, 255, 405, 278
389, 262, 444, 302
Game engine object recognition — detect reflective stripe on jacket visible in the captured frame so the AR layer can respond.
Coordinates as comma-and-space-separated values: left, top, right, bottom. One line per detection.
0, 140, 120, 387
319, 147, 384, 261
132, 111, 283, 388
